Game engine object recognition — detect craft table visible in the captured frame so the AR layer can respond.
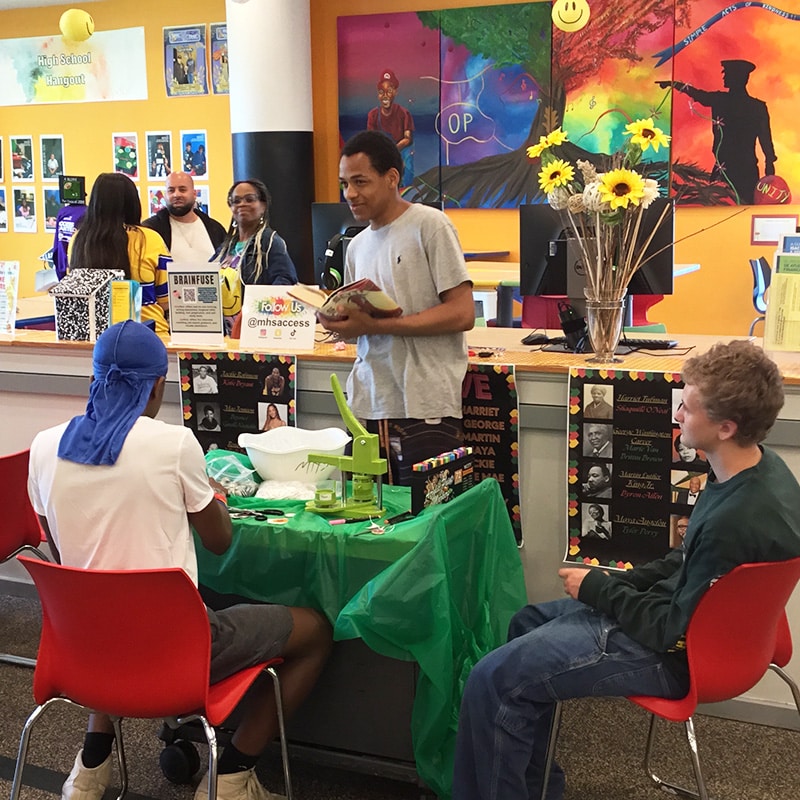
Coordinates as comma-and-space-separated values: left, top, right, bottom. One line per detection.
196, 479, 527, 799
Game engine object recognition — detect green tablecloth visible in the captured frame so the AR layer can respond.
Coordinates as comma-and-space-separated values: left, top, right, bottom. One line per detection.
196, 478, 527, 799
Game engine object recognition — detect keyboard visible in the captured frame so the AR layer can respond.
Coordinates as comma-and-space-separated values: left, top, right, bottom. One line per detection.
620, 337, 678, 350
521, 334, 678, 351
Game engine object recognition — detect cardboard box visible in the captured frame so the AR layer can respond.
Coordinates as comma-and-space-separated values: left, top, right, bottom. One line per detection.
50, 268, 123, 341
410, 448, 475, 514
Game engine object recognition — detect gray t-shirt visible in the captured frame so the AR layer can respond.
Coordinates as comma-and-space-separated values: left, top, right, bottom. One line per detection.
344, 203, 471, 420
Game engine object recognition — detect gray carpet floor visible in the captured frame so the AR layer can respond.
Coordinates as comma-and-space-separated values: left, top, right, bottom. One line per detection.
2, 591, 799, 799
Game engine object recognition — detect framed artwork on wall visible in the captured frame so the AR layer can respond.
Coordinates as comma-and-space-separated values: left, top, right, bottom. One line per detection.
40, 135, 64, 181
10, 135, 34, 181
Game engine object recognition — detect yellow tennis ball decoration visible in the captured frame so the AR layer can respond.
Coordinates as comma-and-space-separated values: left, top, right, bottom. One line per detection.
59, 9, 95, 42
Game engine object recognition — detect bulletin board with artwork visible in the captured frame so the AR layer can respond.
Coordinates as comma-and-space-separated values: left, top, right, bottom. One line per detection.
567, 368, 704, 569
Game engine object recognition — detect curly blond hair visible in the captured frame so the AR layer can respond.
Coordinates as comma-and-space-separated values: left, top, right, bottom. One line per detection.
681, 340, 783, 445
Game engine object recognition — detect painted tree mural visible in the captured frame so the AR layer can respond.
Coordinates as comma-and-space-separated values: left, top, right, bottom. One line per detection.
411, 1, 692, 207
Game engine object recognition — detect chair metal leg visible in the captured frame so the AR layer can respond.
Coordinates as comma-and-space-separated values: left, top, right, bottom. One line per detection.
769, 663, 800, 717
539, 701, 563, 800
111, 717, 128, 800
198, 716, 219, 800
749, 316, 765, 337
0, 654, 36, 668
640, 712, 710, 800
267, 665, 293, 800
10, 698, 60, 800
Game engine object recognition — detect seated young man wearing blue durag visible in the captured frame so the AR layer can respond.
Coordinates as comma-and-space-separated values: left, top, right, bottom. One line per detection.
28, 320, 331, 800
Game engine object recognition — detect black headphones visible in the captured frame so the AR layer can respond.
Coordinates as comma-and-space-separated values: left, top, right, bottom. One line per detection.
321, 226, 366, 290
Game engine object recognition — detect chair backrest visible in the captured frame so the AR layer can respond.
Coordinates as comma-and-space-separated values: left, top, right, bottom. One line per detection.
685, 557, 800, 706
750, 257, 771, 315
19, 556, 213, 718
0, 450, 44, 560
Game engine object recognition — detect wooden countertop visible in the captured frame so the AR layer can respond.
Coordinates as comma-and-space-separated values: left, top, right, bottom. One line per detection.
6, 326, 800, 383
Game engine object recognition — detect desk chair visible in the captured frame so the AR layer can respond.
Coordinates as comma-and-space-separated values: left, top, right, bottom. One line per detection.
10, 557, 293, 800
0, 449, 49, 668
749, 257, 771, 336
540, 556, 800, 800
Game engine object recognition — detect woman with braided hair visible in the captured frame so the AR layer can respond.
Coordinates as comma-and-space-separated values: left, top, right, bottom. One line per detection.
214, 179, 297, 336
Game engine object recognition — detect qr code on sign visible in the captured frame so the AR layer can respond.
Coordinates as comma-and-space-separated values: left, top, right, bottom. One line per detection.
183, 288, 197, 302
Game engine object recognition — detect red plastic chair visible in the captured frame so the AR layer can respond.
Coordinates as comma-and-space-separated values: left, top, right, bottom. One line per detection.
10, 557, 293, 800
540, 557, 800, 800
0, 449, 49, 668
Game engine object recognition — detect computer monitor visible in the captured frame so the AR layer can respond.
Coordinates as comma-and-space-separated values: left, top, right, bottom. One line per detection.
519, 198, 674, 316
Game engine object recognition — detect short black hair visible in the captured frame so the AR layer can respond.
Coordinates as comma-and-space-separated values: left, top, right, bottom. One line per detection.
341, 130, 403, 181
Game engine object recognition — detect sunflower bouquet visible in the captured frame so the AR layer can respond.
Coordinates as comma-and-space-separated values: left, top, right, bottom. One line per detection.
528, 118, 672, 301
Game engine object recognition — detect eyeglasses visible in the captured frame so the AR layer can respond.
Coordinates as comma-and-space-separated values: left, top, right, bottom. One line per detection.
229, 194, 260, 206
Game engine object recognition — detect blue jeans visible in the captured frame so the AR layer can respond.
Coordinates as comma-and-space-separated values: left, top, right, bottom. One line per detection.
452, 598, 689, 800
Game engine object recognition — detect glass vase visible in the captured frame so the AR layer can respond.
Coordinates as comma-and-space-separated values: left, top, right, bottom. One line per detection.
583, 288, 627, 364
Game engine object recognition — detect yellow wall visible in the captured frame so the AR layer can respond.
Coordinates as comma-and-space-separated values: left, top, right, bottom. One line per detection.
2, 0, 793, 335
0, 0, 231, 298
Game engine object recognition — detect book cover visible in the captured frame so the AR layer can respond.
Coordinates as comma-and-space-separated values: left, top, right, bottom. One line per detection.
288, 279, 402, 320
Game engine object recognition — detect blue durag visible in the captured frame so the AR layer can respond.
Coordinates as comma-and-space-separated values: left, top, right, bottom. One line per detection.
58, 321, 169, 466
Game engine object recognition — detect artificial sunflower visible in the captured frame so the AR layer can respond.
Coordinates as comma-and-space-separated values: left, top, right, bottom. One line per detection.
538, 159, 575, 193
526, 135, 550, 159
624, 118, 670, 153
598, 168, 646, 209
545, 128, 569, 147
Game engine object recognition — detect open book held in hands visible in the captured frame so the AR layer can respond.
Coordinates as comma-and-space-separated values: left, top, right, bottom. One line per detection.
288, 279, 403, 320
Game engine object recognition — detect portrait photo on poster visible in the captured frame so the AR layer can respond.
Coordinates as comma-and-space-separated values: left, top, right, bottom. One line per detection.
0, 188, 7, 233
10, 135, 34, 181
180, 129, 208, 178
13, 188, 37, 233
584, 383, 614, 419
43, 187, 62, 232
192, 363, 219, 394
259, 402, 288, 431
197, 402, 222, 432
146, 131, 172, 180
40, 134, 64, 181
164, 25, 209, 97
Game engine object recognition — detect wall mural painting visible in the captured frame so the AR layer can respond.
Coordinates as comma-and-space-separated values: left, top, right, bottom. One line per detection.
337, 2, 683, 209
662, 1, 800, 207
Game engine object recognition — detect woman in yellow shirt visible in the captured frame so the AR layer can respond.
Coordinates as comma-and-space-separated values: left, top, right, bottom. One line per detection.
68, 173, 170, 334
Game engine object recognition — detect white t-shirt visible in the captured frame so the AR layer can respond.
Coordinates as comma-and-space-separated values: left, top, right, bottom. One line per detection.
169, 216, 215, 263
28, 416, 213, 585
343, 203, 471, 420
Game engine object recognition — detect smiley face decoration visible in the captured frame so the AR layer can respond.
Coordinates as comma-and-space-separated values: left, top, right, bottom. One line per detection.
551, 0, 591, 33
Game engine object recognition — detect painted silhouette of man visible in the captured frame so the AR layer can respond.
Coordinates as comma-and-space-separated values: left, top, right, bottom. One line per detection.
658, 60, 776, 204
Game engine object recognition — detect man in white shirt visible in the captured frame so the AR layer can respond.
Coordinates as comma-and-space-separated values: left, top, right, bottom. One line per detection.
28, 321, 331, 800
141, 171, 226, 263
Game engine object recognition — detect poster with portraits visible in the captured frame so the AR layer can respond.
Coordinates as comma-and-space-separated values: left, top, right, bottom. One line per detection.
210, 23, 229, 95
40, 135, 64, 181
177, 351, 296, 454
10, 135, 33, 180
43, 187, 62, 232
180, 129, 207, 178
12, 187, 36, 233
164, 25, 208, 97
461, 362, 520, 541
567, 369, 704, 569
146, 131, 172, 180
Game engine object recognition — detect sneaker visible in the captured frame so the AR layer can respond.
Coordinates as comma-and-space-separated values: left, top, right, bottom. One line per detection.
61, 749, 112, 800
194, 767, 286, 800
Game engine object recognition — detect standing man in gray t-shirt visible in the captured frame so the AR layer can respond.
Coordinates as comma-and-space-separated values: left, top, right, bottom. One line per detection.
319, 131, 475, 484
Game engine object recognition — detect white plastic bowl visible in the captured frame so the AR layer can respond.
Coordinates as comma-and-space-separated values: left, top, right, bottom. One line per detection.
238, 427, 351, 484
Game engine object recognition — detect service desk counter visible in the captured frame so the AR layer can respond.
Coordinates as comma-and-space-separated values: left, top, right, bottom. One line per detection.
4, 329, 800, 743
197, 479, 526, 798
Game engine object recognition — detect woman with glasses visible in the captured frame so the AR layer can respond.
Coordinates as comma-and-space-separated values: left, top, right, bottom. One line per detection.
213, 179, 297, 287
